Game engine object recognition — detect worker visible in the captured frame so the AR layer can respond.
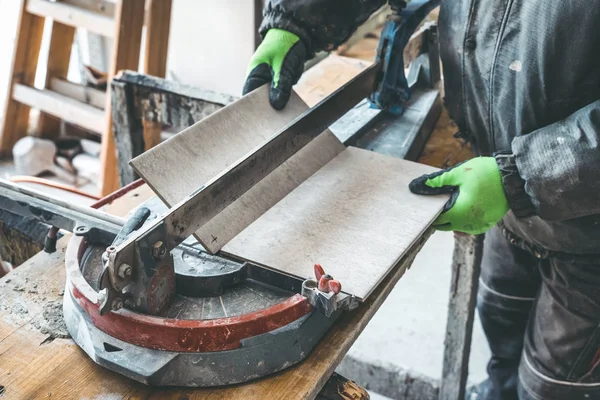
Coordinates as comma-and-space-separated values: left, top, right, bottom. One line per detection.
243, 1, 600, 399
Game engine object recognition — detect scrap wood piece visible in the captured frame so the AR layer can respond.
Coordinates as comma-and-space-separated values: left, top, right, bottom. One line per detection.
315, 372, 370, 400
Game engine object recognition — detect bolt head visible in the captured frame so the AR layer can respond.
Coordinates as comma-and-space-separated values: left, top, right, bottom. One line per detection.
111, 298, 124, 311
117, 263, 132, 278
152, 241, 166, 259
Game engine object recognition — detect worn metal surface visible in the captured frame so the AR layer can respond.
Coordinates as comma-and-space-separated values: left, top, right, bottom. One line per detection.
439, 233, 484, 400
0, 178, 124, 235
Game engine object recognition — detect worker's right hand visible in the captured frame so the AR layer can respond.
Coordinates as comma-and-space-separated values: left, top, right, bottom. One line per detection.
243, 29, 307, 110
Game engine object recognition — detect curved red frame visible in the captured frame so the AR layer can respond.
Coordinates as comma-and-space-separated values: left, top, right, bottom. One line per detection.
65, 236, 313, 353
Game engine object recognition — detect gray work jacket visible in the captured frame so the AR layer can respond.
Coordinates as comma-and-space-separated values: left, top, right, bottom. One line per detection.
260, 0, 600, 255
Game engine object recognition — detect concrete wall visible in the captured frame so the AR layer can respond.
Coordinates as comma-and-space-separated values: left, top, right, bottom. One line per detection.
166, 0, 257, 97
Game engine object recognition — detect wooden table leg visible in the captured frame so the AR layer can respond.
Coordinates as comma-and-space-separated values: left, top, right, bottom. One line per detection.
439, 233, 484, 400
316, 372, 370, 400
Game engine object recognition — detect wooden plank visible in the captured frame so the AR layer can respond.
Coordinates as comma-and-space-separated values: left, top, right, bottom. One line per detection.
61, 0, 115, 17
0, 221, 431, 400
439, 233, 484, 400
99, 0, 146, 196
296, 55, 372, 107
36, 20, 76, 139
12, 84, 104, 134
131, 86, 345, 254
26, 0, 115, 37
223, 147, 447, 300
110, 80, 140, 186
49, 78, 106, 109
143, 0, 172, 78
0, 0, 46, 156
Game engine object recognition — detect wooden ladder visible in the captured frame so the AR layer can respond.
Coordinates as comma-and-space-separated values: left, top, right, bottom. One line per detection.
0, 0, 172, 196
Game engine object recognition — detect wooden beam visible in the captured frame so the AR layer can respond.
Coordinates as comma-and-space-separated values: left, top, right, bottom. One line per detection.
143, 0, 172, 78
49, 78, 106, 109
13, 84, 104, 134
439, 233, 484, 400
99, 0, 146, 196
0, 0, 46, 157
110, 79, 140, 186
26, 0, 115, 37
36, 20, 76, 139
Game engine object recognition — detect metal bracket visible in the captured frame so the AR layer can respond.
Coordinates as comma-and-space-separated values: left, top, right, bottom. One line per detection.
301, 279, 359, 318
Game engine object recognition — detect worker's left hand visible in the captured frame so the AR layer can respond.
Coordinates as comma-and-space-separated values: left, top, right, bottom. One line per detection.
409, 157, 509, 235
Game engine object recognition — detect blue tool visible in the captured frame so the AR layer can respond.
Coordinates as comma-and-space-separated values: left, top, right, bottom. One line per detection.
369, 0, 441, 115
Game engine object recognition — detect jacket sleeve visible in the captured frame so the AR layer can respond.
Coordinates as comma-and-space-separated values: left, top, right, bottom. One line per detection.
496, 100, 600, 222
260, 0, 387, 57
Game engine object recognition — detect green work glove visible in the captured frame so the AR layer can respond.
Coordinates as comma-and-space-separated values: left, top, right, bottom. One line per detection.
408, 157, 510, 235
243, 29, 307, 110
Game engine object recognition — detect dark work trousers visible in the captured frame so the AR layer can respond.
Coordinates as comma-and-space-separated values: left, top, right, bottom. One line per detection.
477, 225, 600, 400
